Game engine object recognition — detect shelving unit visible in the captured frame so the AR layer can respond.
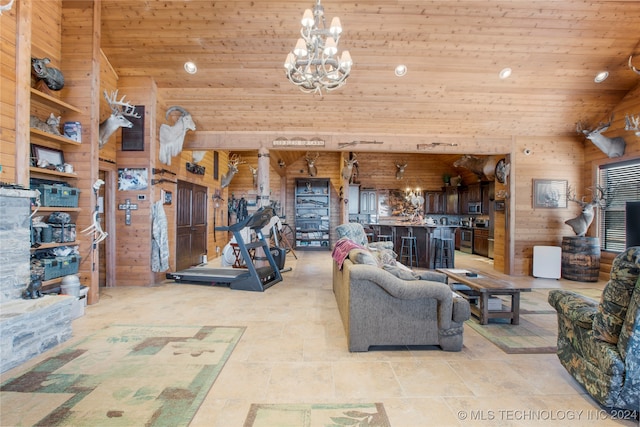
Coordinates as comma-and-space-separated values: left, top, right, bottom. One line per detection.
295, 178, 331, 250
29, 89, 83, 291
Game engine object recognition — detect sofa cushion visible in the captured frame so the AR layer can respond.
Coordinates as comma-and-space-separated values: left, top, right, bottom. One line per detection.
592, 247, 640, 344
373, 248, 398, 267
383, 262, 420, 281
348, 248, 378, 266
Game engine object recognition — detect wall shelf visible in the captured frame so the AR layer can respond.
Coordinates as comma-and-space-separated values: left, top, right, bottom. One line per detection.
295, 178, 331, 250
29, 167, 78, 179
30, 128, 82, 146
30, 88, 82, 113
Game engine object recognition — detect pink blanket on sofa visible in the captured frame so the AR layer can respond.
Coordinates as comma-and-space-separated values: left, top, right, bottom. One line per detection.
332, 238, 366, 270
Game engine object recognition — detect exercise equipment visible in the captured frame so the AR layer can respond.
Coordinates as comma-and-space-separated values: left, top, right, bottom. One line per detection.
166, 206, 283, 291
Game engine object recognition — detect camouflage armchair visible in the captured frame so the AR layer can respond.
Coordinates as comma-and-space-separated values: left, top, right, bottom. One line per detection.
548, 246, 640, 412
335, 223, 393, 252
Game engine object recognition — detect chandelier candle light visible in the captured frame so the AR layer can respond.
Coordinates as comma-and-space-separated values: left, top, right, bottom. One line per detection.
284, 0, 352, 94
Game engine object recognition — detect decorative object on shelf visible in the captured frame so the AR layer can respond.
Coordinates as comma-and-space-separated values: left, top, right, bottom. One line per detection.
624, 113, 640, 136
30, 113, 62, 136
98, 90, 141, 149
31, 144, 64, 169
576, 115, 626, 158
305, 151, 319, 177
63, 121, 82, 142
442, 173, 451, 185
221, 154, 246, 188
494, 158, 510, 184
341, 152, 358, 182
159, 106, 196, 165
31, 57, 64, 91
395, 160, 407, 180
450, 174, 463, 186
284, 0, 352, 95
564, 185, 610, 237
186, 162, 205, 175
23, 275, 43, 300
629, 55, 640, 75
533, 179, 567, 209
453, 155, 501, 181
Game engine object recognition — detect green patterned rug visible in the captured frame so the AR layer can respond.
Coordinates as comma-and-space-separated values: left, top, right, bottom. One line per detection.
1, 325, 244, 427
244, 403, 391, 427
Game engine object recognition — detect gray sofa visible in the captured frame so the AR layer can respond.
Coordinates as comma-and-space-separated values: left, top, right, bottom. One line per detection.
333, 256, 470, 352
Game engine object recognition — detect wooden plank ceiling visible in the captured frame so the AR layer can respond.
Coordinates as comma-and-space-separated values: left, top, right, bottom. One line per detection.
100, 0, 640, 155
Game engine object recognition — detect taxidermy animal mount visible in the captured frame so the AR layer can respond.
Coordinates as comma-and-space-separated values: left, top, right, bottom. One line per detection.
395, 161, 407, 180
31, 57, 64, 91
625, 114, 640, 136
305, 151, 319, 177
630, 55, 640, 75
159, 106, 196, 165
576, 115, 626, 158
30, 113, 61, 136
221, 154, 246, 188
98, 90, 140, 149
453, 155, 500, 181
341, 153, 358, 182
564, 185, 609, 237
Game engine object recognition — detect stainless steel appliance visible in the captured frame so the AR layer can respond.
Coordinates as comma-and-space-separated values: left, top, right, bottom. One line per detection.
468, 202, 482, 214
460, 227, 473, 253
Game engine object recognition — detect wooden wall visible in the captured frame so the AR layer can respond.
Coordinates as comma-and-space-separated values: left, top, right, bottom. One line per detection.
0, 0, 18, 182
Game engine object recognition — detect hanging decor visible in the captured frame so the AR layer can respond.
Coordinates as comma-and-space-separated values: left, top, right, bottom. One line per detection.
284, 0, 352, 94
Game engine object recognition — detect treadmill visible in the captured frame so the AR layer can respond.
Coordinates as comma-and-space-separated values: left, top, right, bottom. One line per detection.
166, 206, 283, 291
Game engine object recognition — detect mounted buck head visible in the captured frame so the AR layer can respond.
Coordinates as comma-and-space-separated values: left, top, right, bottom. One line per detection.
395, 161, 407, 180
564, 185, 609, 237
576, 115, 626, 158
248, 165, 258, 188
625, 113, 640, 137
341, 153, 358, 181
629, 55, 640, 75
221, 154, 246, 188
159, 106, 196, 165
305, 152, 319, 177
98, 90, 140, 149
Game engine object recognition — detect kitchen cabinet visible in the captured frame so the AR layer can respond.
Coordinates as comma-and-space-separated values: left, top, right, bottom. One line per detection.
473, 228, 489, 257
467, 183, 482, 202
359, 189, 377, 214
295, 178, 330, 249
444, 186, 459, 214
424, 191, 444, 214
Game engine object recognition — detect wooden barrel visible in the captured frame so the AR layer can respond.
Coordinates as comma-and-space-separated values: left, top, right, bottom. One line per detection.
561, 236, 601, 282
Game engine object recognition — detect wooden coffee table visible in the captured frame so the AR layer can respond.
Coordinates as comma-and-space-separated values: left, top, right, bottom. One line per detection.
437, 268, 532, 325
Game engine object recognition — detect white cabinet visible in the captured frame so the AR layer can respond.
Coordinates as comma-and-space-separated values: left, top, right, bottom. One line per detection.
359, 190, 377, 215
348, 185, 360, 214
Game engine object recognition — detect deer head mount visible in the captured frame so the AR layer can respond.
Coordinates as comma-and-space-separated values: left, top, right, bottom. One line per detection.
453, 155, 501, 181
305, 151, 319, 177
395, 161, 407, 180
221, 154, 246, 188
98, 90, 140, 149
625, 113, 640, 136
564, 185, 609, 237
576, 115, 626, 158
248, 165, 258, 188
341, 153, 358, 182
629, 55, 640, 75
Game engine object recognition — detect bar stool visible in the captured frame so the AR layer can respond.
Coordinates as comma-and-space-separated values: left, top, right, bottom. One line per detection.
432, 227, 455, 268
377, 234, 392, 242
400, 229, 419, 268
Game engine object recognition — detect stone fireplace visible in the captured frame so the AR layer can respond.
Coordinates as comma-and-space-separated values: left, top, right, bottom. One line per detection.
0, 188, 73, 373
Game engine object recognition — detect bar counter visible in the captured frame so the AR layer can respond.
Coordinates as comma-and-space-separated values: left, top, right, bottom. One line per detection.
368, 222, 460, 269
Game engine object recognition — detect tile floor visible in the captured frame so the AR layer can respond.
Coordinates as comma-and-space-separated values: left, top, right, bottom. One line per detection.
2, 250, 637, 426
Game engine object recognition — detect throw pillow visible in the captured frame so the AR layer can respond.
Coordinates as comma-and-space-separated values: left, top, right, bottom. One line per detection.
348, 248, 378, 266
383, 262, 420, 281
374, 248, 398, 267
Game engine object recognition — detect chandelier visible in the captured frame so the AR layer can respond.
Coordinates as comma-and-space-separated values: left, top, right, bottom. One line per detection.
284, 0, 352, 94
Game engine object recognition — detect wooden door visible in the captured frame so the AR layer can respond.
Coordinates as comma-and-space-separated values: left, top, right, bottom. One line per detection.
176, 181, 208, 270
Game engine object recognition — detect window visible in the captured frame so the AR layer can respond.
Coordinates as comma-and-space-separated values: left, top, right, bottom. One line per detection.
598, 159, 640, 252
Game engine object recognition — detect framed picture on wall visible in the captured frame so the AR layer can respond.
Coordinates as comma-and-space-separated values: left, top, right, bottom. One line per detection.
533, 179, 568, 208
31, 145, 64, 167
121, 105, 145, 151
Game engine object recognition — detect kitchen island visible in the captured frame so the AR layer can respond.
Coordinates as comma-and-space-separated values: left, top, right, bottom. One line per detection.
368, 222, 460, 269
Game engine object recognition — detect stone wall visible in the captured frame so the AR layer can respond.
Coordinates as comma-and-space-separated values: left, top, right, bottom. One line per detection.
0, 188, 73, 373
0, 189, 35, 302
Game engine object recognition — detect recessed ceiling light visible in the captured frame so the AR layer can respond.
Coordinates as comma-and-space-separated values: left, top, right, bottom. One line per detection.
594, 71, 609, 83
499, 67, 512, 79
395, 64, 407, 77
184, 61, 197, 74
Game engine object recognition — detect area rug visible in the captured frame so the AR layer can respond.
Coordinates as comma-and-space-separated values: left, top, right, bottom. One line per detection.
244, 403, 391, 427
465, 289, 559, 354
1, 324, 245, 427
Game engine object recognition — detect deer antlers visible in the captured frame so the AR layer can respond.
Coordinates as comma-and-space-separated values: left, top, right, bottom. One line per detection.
104, 90, 140, 118
630, 55, 640, 75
